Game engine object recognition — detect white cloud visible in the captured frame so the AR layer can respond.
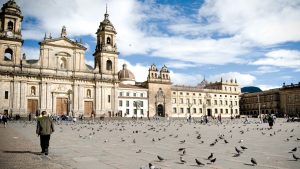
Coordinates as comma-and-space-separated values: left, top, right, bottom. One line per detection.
197, 0, 300, 45
208, 72, 256, 87
257, 85, 281, 91
170, 72, 203, 86
253, 66, 280, 74
165, 61, 197, 69
22, 47, 40, 60
252, 49, 300, 68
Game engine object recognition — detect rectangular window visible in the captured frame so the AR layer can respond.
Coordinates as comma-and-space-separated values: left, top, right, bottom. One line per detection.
180, 98, 183, 104
126, 101, 129, 107
134, 109, 137, 115
186, 99, 190, 104
133, 93, 136, 97
108, 95, 111, 103
140, 101, 144, 107
215, 109, 218, 114
173, 98, 176, 104
225, 101, 228, 105
235, 101, 238, 106
173, 108, 177, 113
119, 100, 122, 106
193, 108, 196, 114
126, 92, 130, 96
193, 99, 196, 104
199, 108, 202, 114
126, 109, 129, 114
199, 99, 202, 104
140, 109, 144, 115
214, 100, 217, 105
5, 91, 9, 99
235, 109, 238, 114
226, 109, 228, 114
187, 108, 190, 113
119, 92, 123, 96
180, 108, 184, 113
220, 100, 223, 105
140, 93, 144, 97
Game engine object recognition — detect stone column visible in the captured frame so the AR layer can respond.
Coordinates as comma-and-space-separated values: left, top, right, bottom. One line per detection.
12, 81, 20, 115
19, 81, 26, 116
78, 85, 84, 114
40, 82, 47, 111
95, 83, 102, 115
46, 83, 52, 113
73, 84, 79, 114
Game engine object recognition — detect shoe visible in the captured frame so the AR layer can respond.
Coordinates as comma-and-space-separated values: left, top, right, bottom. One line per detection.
45, 152, 48, 155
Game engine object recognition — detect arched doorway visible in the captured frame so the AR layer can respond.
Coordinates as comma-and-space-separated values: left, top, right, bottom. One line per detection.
157, 104, 165, 117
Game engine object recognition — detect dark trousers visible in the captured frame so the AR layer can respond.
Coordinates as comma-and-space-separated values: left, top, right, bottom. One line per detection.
40, 135, 51, 152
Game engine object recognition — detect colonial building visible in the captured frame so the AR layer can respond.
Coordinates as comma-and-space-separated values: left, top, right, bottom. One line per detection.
0, 0, 241, 118
240, 82, 300, 117
0, 0, 119, 118
171, 79, 240, 118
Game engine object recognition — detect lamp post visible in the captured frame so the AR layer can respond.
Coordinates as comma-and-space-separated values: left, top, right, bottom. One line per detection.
258, 94, 261, 123
229, 103, 233, 119
133, 100, 141, 120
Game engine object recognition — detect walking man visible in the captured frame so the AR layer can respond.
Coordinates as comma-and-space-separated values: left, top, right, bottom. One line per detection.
36, 111, 54, 155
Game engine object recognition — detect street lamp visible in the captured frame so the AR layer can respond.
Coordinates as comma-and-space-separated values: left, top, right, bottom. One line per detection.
133, 100, 141, 119
229, 103, 233, 119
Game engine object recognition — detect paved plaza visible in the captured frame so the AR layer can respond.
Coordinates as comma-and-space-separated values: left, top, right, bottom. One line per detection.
0, 118, 299, 169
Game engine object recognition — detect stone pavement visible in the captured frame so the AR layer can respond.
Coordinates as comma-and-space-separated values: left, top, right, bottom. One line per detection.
0, 123, 71, 169
0, 118, 300, 169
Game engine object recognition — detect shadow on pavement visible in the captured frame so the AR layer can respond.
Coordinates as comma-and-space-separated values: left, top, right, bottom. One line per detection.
3, 150, 41, 155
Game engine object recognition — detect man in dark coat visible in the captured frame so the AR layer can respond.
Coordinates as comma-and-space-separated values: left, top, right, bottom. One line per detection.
36, 111, 54, 155
267, 114, 274, 129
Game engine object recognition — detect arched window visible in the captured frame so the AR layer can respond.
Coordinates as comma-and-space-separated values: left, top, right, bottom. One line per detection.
60, 57, 67, 69
106, 60, 112, 70
163, 74, 165, 79
87, 89, 91, 98
31, 86, 36, 95
107, 37, 111, 44
8, 21, 14, 31
4, 48, 13, 61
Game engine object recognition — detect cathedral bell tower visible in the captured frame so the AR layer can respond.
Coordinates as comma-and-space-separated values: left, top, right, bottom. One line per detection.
0, 0, 23, 66
93, 6, 118, 80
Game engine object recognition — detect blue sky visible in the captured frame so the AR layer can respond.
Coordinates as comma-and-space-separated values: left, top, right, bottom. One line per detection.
5, 0, 300, 90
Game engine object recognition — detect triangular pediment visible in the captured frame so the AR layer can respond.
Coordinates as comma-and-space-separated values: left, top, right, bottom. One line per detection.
41, 37, 86, 50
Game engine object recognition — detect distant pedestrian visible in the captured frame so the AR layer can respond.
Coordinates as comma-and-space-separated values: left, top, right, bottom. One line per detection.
36, 111, 55, 155
267, 114, 274, 129
28, 113, 32, 121
2, 114, 8, 128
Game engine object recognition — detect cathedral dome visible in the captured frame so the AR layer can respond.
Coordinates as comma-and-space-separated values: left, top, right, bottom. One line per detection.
118, 64, 135, 85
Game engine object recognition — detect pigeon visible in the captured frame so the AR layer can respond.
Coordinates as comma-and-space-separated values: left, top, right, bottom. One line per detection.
238, 139, 243, 143
133, 139, 136, 143
148, 163, 159, 169
195, 158, 205, 166
180, 156, 186, 164
180, 140, 186, 144
235, 147, 242, 154
181, 149, 186, 156
207, 153, 214, 160
241, 146, 248, 150
178, 148, 185, 152
210, 158, 216, 164
251, 158, 257, 165
157, 155, 164, 161
293, 154, 300, 161
136, 149, 142, 153
290, 147, 297, 152
224, 139, 229, 144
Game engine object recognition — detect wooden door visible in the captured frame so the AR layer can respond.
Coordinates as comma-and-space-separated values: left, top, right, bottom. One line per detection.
84, 101, 93, 117
27, 99, 38, 114
56, 98, 68, 116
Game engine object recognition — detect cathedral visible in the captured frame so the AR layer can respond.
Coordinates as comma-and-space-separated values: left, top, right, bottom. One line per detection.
0, 0, 240, 119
